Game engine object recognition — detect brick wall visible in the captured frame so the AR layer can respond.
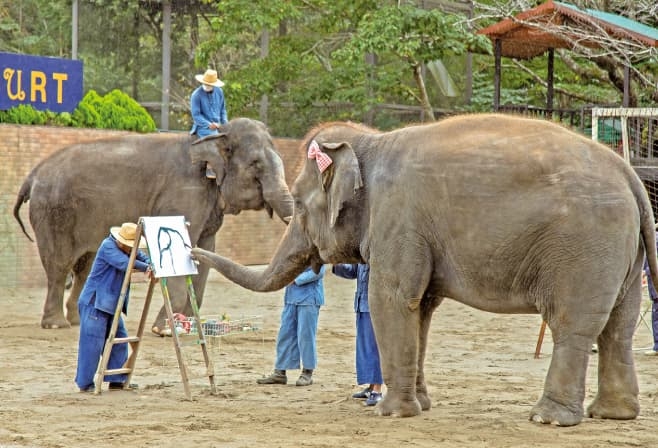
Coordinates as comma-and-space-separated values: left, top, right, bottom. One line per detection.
0, 124, 303, 288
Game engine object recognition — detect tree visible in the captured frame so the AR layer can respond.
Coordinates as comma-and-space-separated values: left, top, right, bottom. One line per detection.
336, 5, 491, 121
194, 1, 490, 134
0, 0, 71, 56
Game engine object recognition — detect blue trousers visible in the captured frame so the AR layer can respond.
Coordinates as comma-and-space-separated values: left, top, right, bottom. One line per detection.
642, 260, 658, 350
355, 311, 383, 385
274, 303, 320, 370
651, 299, 658, 352
75, 302, 128, 389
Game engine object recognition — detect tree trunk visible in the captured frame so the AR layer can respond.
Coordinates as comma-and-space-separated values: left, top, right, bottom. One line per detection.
413, 64, 435, 122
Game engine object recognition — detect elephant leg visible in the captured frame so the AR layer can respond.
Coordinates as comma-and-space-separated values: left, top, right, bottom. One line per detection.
369, 258, 432, 418
587, 272, 641, 420
151, 233, 215, 334
530, 333, 590, 426
416, 295, 442, 411
530, 289, 618, 425
65, 253, 95, 326
41, 264, 71, 329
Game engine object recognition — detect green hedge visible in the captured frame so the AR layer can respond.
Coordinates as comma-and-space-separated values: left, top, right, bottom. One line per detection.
0, 89, 156, 133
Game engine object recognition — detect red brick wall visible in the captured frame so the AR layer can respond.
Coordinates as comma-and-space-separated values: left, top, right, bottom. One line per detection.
0, 124, 302, 288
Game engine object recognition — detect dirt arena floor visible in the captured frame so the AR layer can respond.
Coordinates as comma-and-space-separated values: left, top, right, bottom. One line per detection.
1, 270, 657, 448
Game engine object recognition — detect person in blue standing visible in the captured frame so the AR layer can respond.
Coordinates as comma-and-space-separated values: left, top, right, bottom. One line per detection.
332, 263, 384, 407
257, 265, 326, 386
189, 68, 228, 179
643, 229, 658, 355
75, 222, 152, 392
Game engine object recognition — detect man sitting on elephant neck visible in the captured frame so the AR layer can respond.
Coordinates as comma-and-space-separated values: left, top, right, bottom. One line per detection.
189, 68, 228, 180
75, 222, 152, 392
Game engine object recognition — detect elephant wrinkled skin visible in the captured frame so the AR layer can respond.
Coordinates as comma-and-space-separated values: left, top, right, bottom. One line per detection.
191, 114, 658, 426
14, 118, 293, 332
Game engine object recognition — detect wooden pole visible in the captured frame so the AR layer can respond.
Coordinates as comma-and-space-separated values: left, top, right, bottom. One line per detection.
534, 321, 547, 359
493, 39, 501, 112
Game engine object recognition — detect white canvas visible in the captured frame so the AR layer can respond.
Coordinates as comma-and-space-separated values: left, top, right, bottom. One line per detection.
140, 216, 198, 278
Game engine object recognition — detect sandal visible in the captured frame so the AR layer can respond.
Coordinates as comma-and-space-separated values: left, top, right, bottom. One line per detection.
151, 326, 172, 337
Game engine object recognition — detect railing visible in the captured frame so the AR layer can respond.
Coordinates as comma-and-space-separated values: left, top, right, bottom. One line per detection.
497, 104, 593, 134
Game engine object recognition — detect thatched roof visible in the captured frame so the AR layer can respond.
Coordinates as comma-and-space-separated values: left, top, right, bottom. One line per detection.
477, 0, 658, 60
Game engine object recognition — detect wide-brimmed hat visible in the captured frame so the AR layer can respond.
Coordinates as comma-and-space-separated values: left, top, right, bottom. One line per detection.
110, 222, 147, 249
195, 69, 224, 87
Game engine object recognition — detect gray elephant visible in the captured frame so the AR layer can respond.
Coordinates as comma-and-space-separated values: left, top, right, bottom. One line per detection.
13, 118, 293, 333
191, 114, 658, 426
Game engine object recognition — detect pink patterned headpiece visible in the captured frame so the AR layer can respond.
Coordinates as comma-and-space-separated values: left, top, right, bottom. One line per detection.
307, 140, 333, 173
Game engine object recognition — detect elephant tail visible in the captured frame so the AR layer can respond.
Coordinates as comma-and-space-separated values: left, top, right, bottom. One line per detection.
635, 173, 658, 290
13, 177, 34, 242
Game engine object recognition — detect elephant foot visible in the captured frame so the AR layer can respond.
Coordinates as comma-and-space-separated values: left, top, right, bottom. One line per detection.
66, 312, 80, 326
529, 396, 583, 427
373, 395, 422, 418
587, 395, 639, 420
41, 315, 71, 329
416, 390, 432, 411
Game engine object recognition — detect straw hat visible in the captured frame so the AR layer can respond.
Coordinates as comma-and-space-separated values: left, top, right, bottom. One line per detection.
195, 69, 224, 87
110, 222, 147, 249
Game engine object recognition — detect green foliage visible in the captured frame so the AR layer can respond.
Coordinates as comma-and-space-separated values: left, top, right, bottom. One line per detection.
1, 90, 155, 132
0, 104, 76, 126
72, 89, 156, 132
338, 6, 491, 64
0, 104, 47, 125
0, 1, 71, 55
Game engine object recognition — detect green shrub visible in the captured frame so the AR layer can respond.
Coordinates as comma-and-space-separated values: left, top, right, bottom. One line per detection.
0, 104, 47, 125
71, 90, 103, 128
0, 89, 156, 132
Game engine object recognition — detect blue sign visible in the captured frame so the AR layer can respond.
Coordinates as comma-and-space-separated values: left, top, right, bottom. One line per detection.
0, 52, 83, 113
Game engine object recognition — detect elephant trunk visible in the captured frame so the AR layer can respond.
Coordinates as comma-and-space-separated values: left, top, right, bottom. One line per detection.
192, 251, 301, 292
263, 156, 294, 223
192, 219, 318, 292
265, 186, 294, 224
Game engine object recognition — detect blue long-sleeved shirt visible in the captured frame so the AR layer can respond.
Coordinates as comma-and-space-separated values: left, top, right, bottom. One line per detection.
283, 266, 326, 306
190, 85, 228, 137
332, 263, 370, 313
78, 235, 151, 315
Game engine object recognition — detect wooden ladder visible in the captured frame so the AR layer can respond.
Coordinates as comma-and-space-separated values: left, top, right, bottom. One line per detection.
93, 219, 216, 399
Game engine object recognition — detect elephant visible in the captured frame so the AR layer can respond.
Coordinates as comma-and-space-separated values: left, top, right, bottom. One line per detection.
190, 113, 658, 426
13, 117, 293, 333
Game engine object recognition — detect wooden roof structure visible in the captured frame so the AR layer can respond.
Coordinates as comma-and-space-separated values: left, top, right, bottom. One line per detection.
478, 0, 658, 60
477, 0, 658, 110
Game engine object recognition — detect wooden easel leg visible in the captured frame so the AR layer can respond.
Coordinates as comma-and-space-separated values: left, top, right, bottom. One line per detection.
186, 276, 216, 394
160, 277, 193, 400
534, 321, 547, 359
124, 276, 157, 386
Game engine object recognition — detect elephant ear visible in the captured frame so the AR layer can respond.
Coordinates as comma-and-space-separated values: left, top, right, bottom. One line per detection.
319, 142, 363, 228
190, 134, 229, 184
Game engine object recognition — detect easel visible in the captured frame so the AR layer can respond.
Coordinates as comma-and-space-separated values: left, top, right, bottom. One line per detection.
93, 218, 216, 399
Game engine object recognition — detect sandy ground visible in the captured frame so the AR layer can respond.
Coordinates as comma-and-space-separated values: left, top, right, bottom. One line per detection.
1, 271, 657, 448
